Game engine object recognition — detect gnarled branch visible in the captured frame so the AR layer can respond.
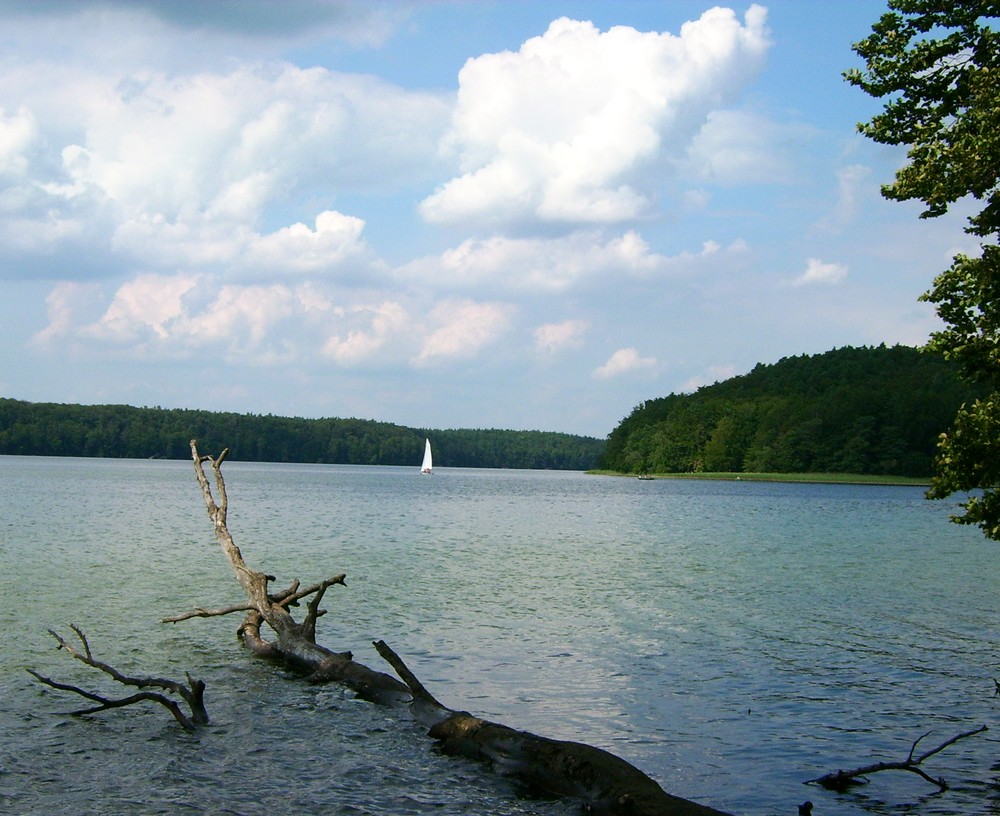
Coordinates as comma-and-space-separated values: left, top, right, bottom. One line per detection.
28, 625, 208, 731
171, 440, 409, 704
807, 725, 988, 791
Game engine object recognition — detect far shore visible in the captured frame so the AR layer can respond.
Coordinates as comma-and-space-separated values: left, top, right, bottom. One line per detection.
587, 470, 931, 486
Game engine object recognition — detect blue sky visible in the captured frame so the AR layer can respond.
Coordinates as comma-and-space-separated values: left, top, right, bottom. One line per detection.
0, 1, 977, 439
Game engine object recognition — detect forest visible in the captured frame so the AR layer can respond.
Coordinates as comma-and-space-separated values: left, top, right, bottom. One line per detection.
598, 344, 983, 477
1, 345, 981, 476
0, 400, 604, 471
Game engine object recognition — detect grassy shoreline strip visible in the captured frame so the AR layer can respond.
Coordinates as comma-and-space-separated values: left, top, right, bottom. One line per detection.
587, 470, 930, 486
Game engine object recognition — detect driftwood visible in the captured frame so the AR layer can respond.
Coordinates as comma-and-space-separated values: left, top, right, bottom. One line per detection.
173, 440, 733, 816
177, 442, 410, 704
28, 625, 208, 731
374, 639, 731, 816
806, 725, 988, 791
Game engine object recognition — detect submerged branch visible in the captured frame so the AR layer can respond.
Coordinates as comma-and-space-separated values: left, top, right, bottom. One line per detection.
28, 626, 208, 730
807, 725, 988, 791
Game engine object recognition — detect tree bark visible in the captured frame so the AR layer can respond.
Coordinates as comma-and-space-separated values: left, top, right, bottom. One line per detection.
373, 640, 731, 816
175, 440, 733, 815
180, 442, 410, 704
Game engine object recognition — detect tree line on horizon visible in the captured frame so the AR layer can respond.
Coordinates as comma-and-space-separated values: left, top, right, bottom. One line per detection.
598, 344, 984, 478
0, 400, 605, 471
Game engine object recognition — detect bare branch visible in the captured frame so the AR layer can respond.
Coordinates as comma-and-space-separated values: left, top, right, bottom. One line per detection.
374, 639, 449, 715
29, 627, 208, 730
161, 603, 255, 623
807, 726, 988, 791
28, 669, 199, 731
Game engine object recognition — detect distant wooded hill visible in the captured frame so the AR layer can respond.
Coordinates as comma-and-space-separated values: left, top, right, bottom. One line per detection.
598, 344, 983, 477
0, 400, 604, 470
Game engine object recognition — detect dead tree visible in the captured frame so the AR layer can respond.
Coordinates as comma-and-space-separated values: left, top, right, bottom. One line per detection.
174, 442, 410, 704
28, 625, 208, 731
806, 725, 988, 792
174, 440, 733, 816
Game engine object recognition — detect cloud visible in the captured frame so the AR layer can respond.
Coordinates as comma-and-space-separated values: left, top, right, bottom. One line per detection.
686, 109, 813, 184
534, 319, 589, 354
402, 230, 746, 294
321, 300, 409, 364
593, 347, 656, 379
420, 6, 770, 225
0, 105, 35, 176
83, 272, 201, 343
246, 211, 370, 275
0, 60, 448, 280
32, 281, 104, 345
1, 0, 405, 46
793, 257, 848, 287
415, 300, 513, 365
812, 163, 872, 233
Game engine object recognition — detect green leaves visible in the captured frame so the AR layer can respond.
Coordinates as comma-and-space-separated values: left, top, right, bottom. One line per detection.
850, 1, 1000, 537
847, 2, 1000, 217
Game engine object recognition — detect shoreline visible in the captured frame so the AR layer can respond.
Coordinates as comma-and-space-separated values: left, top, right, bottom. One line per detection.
587, 470, 931, 487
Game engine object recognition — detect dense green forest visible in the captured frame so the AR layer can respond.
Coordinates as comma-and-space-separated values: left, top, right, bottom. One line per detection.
2, 345, 981, 476
0, 400, 604, 470
598, 345, 983, 477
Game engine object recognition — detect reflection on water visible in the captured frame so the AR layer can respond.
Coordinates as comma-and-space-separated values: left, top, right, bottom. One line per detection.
2, 457, 998, 815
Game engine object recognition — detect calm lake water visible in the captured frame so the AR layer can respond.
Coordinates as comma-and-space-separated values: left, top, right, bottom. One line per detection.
2, 455, 998, 816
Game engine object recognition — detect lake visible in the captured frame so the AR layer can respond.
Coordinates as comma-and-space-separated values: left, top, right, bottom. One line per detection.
1, 455, 998, 815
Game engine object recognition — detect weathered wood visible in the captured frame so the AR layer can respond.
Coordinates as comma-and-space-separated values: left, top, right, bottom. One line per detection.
373, 640, 733, 815
180, 441, 410, 704
180, 441, 733, 815
806, 725, 988, 791
28, 625, 208, 731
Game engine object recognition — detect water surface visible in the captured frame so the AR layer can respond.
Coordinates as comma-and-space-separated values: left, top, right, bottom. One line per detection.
2, 456, 998, 815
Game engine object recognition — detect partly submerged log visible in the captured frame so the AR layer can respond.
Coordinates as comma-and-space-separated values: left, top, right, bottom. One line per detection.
374, 639, 731, 816
174, 441, 732, 815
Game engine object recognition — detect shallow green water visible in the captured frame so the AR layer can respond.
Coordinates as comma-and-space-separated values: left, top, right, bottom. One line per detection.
2, 456, 998, 815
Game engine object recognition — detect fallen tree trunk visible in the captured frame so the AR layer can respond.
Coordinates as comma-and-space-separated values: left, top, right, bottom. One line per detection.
374, 640, 731, 816
174, 440, 733, 815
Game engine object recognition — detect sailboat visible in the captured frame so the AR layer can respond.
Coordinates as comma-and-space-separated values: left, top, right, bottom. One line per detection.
420, 438, 433, 474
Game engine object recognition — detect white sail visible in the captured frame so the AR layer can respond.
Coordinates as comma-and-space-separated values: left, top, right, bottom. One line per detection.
420, 438, 433, 474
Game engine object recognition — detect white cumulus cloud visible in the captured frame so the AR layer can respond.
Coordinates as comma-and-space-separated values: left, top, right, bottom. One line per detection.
534, 319, 589, 354
593, 347, 656, 379
322, 300, 409, 364
420, 6, 770, 225
402, 230, 742, 294
247, 210, 369, 275
793, 257, 848, 287
415, 300, 512, 365
84, 272, 200, 342
0, 106, 35, 176
0, 59, 448, 280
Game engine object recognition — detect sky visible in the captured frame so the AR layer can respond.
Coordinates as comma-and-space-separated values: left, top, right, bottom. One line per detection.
0, 0, 980, 439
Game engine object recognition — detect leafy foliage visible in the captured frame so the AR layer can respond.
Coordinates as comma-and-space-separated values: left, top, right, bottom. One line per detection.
847, 0, 1000, 537
0, 401, 604, 471
598, 345, 982, 478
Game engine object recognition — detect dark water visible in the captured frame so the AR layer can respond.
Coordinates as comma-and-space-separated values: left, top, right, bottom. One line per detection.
2, 456, 998, 815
